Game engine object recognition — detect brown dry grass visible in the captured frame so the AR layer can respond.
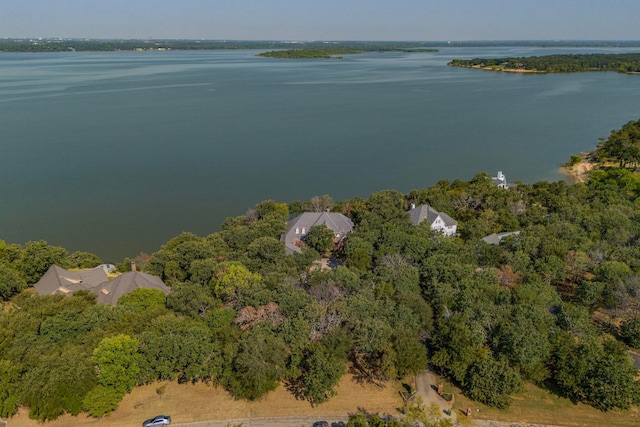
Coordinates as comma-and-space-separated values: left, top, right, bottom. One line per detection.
453, 382, 640, 427
7, 375, 403, 427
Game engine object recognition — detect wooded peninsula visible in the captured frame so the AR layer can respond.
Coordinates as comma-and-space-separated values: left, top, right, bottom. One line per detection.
2, 119, 640, 426
257, 46, 438, 59
448, 53, 640, 73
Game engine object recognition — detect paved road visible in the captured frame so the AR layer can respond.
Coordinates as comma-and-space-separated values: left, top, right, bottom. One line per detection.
171, 416, 348, 427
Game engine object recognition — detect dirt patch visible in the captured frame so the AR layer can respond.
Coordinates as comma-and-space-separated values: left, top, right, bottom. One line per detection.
560, 152, 598, 183
7, 375, 403, 427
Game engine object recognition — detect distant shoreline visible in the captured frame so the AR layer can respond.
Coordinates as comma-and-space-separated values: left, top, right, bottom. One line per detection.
3, 39, 640, 53
468, 64, 543, 73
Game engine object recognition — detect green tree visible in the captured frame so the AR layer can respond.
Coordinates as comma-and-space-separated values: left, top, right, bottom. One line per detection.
301, 343, 345, 405
117, 288, 167, 312
227, 324, 289, 400
166, 281, 217, 319
92, 334, 140, 394
17, 240, 67, 284
344, 236, 374, 271
19, 345, 97, 421
393, 329, 427, 378
65, 251, 102, 269
431, 314, 487, 383
620, 316, 640, 348
0, 263, 27, 301
82, 385, 123, 417
211, 262, 262, 303
136, 315, 214, 384
0, 359, 20, 418
305, 225, 336, 254
554, 333, 640, 411
464, 356, 522, 409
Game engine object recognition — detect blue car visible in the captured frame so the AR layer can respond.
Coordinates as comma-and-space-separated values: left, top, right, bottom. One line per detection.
142, 415, 171, 427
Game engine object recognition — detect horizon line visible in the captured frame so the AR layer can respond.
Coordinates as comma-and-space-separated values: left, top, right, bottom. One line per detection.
4, 37, 640, 43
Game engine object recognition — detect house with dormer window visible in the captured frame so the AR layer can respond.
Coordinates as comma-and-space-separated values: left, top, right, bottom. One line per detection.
408, 204, 457, 236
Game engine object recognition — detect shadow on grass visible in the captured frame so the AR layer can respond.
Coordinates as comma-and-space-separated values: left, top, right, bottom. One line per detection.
540, 378, 580, 405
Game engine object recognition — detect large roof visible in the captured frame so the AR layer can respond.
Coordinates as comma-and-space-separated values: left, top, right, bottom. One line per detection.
95, 271, 171, 305
281, 212, 354, 254
34, 265, 109, 295
408, 204, 457, 227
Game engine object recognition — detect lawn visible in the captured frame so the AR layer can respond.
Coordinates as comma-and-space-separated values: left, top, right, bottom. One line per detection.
452, 382, 640, 427
7, 374, 403, 427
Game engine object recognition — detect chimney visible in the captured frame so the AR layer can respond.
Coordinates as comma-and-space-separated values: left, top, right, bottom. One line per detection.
130, 260, 137, 272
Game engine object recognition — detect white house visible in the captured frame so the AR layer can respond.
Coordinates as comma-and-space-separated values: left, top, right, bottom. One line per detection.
408, 204, 457, 236
492, 171, 517, 189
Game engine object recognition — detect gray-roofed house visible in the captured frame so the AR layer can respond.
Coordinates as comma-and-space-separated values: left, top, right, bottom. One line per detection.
94, 271, 171, 305
408, 204, 458, 236
481, 231, 521, 245
281, 211, 354, 255
492, 171, 517, 189
34, 265, 109, 295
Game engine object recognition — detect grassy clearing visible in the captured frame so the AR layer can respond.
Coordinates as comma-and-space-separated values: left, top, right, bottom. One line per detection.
452, 382, 640, 427
7, 374, 403, 427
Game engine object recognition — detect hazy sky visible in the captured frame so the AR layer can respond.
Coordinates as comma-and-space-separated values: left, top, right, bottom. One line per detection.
2, 0, 640, 41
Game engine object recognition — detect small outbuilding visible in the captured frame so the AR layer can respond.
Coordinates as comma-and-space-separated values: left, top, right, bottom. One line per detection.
481, 231, 521, 245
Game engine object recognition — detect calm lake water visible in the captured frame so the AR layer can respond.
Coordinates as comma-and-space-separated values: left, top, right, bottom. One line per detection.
1, 47, 640, 261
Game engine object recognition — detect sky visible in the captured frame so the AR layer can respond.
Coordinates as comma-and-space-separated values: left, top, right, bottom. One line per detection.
2, 0, 640, 41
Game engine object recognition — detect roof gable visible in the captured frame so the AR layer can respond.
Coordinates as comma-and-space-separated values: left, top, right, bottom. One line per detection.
282, 212, 354, 254
34, 265, 109, 295
409, 204, 457, 227
95, 271, 170, 305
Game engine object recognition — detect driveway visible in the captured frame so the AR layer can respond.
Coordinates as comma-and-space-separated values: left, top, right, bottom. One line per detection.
414, 371, 456, 421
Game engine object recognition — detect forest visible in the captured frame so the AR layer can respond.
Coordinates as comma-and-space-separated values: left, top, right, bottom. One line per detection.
448, 53, 640, 73
2, 120, 640, 423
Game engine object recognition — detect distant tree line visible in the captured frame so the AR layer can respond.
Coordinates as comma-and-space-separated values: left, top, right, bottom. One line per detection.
257, 47, 438, 59
0, 39, 439, 54
2, 120, 640, 421
5, 38, 640, 53
448, 53, 640, 73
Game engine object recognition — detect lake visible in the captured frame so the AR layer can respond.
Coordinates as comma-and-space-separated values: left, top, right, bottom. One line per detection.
1, 47, 639, 261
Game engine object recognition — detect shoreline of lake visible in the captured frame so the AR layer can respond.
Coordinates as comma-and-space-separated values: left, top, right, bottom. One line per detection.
1, 47, 639, 260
